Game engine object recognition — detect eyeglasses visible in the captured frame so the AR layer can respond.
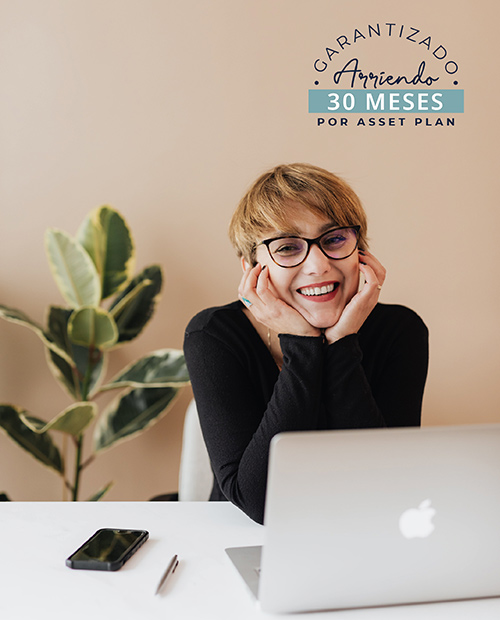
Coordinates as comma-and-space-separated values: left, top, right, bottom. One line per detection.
257, 226, 360, 268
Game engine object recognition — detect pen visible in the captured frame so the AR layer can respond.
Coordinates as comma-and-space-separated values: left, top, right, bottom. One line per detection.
155, 554, 179, 595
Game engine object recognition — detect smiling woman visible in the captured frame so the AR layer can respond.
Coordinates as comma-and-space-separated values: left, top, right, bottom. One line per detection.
183, 163, 429, 525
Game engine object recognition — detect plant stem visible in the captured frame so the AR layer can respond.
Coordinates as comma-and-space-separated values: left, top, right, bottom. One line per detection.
71, 345, 96, 501
62, 434, 68, 501
72, 435, 83, 501
81, 454, 96, 470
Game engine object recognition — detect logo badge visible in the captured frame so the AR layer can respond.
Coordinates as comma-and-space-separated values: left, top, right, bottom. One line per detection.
309, 21, 464, 128
398, 499, 436, 539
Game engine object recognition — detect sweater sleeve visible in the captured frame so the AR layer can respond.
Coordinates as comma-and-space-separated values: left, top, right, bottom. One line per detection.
322, 305, 429, 429
359, 305, 429, 428
184, 323, 325, 524
322, 334, 386, 429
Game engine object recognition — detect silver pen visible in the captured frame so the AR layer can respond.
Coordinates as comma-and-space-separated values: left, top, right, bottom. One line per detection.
155, 554, 179, 595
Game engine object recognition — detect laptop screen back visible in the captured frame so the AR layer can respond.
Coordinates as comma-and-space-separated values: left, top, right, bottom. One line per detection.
258, 425, 500, 613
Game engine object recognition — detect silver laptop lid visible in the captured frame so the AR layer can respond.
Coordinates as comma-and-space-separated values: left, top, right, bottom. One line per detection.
259, 424, 500, 613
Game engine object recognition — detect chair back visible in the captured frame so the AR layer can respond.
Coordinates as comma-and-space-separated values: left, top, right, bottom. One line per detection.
178, 399, 213, 501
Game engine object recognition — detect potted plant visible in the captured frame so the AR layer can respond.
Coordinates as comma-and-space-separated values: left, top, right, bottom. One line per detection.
0, 206, 189, 500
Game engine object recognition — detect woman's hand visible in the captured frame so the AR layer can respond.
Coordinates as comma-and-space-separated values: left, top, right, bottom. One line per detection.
238, 263, 321, 337
324, 250, 386, 345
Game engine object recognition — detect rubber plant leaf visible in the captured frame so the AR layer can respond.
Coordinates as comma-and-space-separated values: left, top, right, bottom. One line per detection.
93, 386, 179, 453
0, 304, 73, 365
68, 306, 119, 349
87, 481, 114, 502
76, 206, 135, 300
46, 306, 106, 399
0, 405, 64, 474
108, 265, 162, 343
20, 402, 97, 437
45, 229, 101, 308
100, 349, 190, 392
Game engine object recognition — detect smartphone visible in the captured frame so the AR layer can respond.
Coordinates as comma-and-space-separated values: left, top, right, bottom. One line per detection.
65, 528, 149, 571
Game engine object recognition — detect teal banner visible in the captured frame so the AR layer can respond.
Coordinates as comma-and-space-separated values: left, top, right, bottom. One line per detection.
308, 89, 464, 113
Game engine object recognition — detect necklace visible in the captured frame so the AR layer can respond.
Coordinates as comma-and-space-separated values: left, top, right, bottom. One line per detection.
267, 327, 283, 370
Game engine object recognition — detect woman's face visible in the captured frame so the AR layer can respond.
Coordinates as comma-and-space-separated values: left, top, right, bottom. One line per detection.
253, 203, 360, 330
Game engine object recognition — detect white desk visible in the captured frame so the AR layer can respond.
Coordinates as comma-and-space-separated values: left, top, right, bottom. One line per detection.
1, 501, 499, 619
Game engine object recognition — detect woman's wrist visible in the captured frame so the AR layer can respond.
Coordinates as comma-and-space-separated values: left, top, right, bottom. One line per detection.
291, 325, 322, 338
324, 326, 354, 345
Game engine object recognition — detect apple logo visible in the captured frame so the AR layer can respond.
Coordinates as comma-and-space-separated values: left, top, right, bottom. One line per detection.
399, 499, 436, 539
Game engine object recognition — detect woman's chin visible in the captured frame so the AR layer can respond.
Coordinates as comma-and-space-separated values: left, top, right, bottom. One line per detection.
299, 308, 341, 331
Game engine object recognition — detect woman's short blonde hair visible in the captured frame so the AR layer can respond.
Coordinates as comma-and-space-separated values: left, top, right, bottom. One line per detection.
229, 163, 368, 264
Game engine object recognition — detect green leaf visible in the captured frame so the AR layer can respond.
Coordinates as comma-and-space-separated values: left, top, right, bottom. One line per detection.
46, 307, 106, 399
100, 349, 190, 391
0, 405, 64, 474
45, 349, 80, 399
47, 306, 73, 351
108, 265, 162, 343
93, 387, 179, 453
77, 206, 135, 299
87, 481, 113, 501
45, 229, 101, 308
46, 306, 81, 399
20, 402, 97, 437
0, 304, 73, 365
68, 307, 118, 349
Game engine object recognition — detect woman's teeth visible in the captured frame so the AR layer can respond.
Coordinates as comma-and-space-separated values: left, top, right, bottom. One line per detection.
298, 283, 336, 297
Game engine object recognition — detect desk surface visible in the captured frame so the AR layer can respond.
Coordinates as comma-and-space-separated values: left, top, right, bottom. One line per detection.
1, 501, 499, 620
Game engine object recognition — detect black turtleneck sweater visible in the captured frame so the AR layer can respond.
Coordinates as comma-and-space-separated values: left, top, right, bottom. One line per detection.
184, 301, 428, 524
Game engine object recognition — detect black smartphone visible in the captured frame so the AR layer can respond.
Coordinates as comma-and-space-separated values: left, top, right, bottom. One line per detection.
65, 528, 149, 571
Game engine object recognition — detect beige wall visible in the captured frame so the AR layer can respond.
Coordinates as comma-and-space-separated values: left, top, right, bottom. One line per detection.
1, 0, 499, 501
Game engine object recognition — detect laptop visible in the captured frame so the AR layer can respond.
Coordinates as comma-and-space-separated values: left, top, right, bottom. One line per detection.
226, 424, 500, 613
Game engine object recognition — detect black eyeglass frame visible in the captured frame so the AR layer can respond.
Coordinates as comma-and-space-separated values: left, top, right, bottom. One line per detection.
256, 225, 361, 268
